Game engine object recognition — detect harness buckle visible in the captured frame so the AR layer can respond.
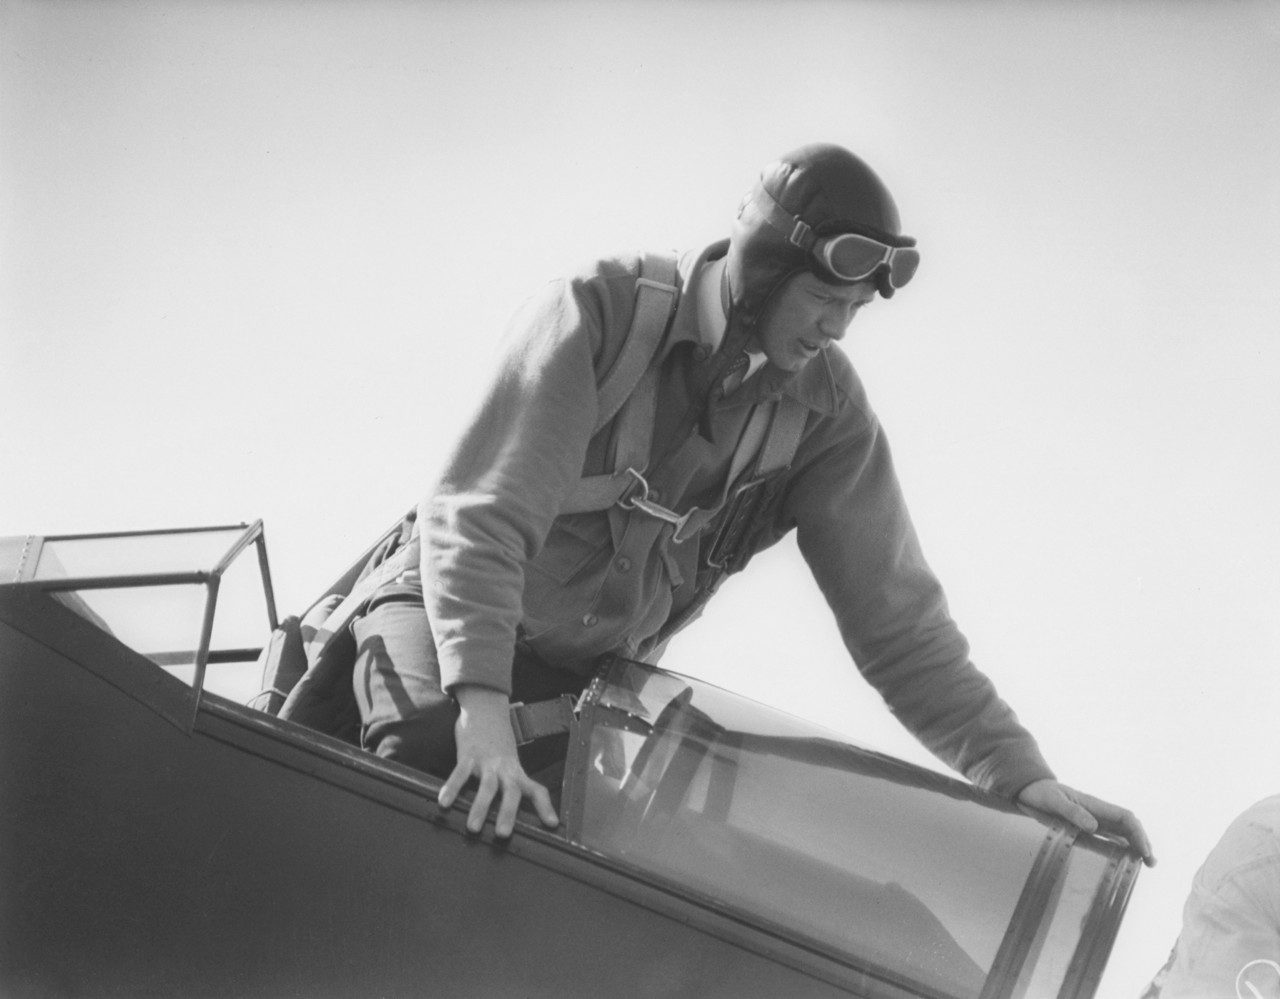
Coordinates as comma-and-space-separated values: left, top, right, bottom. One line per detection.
616, 468, 696, 543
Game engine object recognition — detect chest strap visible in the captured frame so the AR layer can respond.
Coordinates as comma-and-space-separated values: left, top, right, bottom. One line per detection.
561, 255, 808, 541
564, 384, 807, 539
618, 394, 806, 542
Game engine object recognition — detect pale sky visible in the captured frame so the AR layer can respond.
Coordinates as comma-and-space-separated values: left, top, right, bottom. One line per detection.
3, 1, 1279, 994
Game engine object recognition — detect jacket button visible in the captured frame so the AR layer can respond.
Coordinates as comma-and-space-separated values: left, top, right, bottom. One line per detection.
581, 613, 598, 627
695, 345, 709, 360
615, 556, 632, 573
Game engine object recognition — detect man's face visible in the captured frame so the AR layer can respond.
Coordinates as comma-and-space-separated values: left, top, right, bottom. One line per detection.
750, 272, 877, 372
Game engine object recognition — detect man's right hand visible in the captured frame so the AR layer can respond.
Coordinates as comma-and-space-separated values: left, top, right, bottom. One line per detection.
437, 684, 560, 838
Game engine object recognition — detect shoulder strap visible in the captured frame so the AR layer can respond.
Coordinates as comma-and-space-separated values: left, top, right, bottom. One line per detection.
560, 254, 679, 514
755, 394, 808, 477
592, 252, 680, 433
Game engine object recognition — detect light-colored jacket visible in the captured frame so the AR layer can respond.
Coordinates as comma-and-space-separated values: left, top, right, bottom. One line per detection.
420, 240, 1054, 797
1145, 795, 1280, 999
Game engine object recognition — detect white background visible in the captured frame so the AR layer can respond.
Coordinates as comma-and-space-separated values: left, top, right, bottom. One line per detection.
3, 2, 1279, 994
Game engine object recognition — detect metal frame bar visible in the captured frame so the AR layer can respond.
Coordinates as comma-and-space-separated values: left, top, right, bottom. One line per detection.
148, 648, 263, 667
34, 524, 251, 543
1057, 848, 1143, 998
2, 521, 279, 731
13, 571, 212, 591
188, 576, 221, 732
211, 522, 261, 577
253, 529, 279, 632
560, 672, 608, 841
979, 827, 1073, 999
10, 535, 44, 583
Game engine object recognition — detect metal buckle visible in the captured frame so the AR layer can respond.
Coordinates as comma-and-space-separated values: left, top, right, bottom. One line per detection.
703, 475, 770, 570
617, 468, 695, 542
616, 467, 652, 510
788, 218, 813, 249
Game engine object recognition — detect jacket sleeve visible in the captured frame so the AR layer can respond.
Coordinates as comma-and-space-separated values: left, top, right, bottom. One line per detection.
419, 277, 608, 694
782, 391, 1055, 798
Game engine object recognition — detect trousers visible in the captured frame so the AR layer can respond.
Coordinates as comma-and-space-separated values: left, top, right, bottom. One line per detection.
351, 589, 590, 780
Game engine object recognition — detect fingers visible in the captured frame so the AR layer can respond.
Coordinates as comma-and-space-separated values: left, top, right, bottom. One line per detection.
526, 779, 559, 830
436, 760, 559, 838
437, 761, 471, 811
494, 776, 522, 838
1073, 790, 1157, 867
1017, 778, 1091, 830
1055, 790, 1100, 835
1018, 779, 1156, 866
468, 771, 499, 834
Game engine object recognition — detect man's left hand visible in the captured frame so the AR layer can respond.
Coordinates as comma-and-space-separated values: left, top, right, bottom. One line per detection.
1016, 778, 1156, 867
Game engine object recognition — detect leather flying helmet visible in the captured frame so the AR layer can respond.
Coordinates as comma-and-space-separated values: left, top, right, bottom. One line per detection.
726, 143, 918, 327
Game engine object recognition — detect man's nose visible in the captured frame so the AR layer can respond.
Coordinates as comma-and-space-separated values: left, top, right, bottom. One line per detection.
819, 309, 851, 340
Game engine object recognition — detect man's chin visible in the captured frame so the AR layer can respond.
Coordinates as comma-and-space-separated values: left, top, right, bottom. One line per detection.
783, 351, 818, 372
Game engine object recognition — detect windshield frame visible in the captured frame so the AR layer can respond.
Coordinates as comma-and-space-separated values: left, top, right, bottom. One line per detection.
557, 656, 1142, 999
1, 522, 278, 727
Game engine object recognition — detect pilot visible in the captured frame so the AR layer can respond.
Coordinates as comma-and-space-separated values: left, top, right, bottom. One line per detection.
347, 142, 1154, 861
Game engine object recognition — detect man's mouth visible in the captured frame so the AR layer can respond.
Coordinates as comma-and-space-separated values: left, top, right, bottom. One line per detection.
798, 338, 823, 354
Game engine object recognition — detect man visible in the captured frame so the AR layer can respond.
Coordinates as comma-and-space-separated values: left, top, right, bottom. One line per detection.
349, 142, 1154, 860
1144, 795, 1280, 998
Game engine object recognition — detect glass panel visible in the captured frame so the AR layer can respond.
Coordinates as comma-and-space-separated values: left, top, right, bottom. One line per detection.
52, 575, 268, 704
576, 662, 1054, 999
1009, 843, 1112, 998
203, 547, 274, 704
53, 585, 209, 660
208, 541, 273, 653
33, 528, 246, 581
161, 659, 264, 706
37, 527, 274, 706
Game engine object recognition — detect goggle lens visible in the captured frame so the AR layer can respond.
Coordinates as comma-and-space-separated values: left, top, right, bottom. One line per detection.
819, 234, 920, 289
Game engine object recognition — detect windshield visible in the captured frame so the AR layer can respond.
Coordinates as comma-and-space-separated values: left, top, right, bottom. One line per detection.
1, 525, 276, 703
565, 658, 1134, 999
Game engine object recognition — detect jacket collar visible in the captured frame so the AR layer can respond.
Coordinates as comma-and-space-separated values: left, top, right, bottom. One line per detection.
663, 240, 841, 417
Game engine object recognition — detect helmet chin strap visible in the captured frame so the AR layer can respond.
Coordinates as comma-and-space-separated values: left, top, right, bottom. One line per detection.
691, 264, 803, 441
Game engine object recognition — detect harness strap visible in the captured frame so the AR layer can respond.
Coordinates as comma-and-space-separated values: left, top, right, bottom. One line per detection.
296, 544, 578, 746
301, 537, 420, 656
564, 252, 808, 535
631, 399, 776, 543
508, 693, 577, 745
569, 388, 808, 538
561, 254, 677, 514
639, 394, 809, 660
653, 391, 808, 543
562, 359, 662, 514
701, 397, 807, 571
755, 394, 808, 479
592, 253, 679, 433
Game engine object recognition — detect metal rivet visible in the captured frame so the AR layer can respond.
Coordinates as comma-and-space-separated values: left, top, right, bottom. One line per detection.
581, 614, 598, 627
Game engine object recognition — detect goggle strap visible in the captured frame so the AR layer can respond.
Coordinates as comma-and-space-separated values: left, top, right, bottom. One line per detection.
745, 182, 817, 252
743, 180, 918, 287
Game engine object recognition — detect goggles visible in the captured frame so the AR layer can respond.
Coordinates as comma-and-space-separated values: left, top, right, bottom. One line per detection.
742, 181, 920, 289
813, 232, 920, 288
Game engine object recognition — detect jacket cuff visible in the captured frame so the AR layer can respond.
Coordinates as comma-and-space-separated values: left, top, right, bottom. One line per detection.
437, 640, 514, 697
973, 751, 1056, 800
